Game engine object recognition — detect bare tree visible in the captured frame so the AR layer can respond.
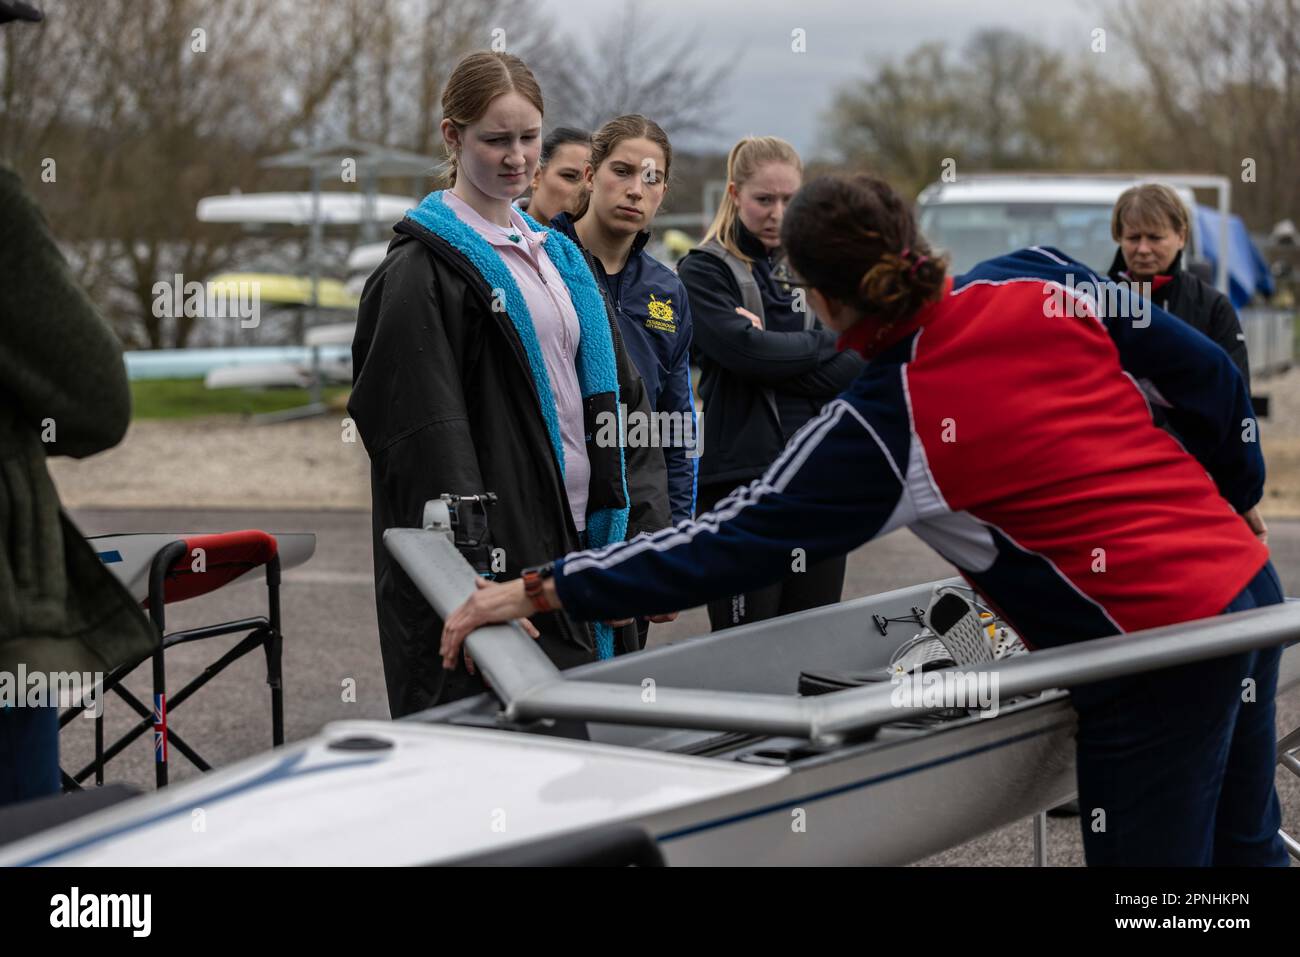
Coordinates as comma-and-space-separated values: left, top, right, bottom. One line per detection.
283, 0, 569, 154
395, 0, 567, 154
826, 42, 972, 194
0, 0, 372, 347
0, 0, 727, 349
1103, 0, 1300, 229
547, 0, 729, 136
824, 27, 1168, 196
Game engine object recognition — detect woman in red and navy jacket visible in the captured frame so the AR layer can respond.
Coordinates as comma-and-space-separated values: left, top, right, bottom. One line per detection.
443, 172, 1286, 867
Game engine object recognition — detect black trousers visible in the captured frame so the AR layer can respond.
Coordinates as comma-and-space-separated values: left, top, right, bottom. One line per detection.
1068, 560, 1288, 866
696, 480, 848, 632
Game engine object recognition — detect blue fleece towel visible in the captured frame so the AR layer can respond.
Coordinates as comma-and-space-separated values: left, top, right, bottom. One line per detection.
405, 190, 630, 658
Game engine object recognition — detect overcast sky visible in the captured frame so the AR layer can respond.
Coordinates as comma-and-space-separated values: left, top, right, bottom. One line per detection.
538, 0, 1100, 158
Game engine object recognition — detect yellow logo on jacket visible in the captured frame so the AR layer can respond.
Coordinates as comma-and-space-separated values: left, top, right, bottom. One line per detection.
646, 293, 677, 334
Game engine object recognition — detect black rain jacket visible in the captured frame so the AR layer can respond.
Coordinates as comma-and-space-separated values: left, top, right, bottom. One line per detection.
348, 216, 670, 717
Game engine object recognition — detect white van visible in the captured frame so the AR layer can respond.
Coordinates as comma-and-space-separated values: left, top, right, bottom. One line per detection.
916, 173, 1291, 386
916, 175, 1205, 279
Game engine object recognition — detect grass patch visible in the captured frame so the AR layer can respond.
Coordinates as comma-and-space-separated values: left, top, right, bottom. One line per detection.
130, 377, 350, 420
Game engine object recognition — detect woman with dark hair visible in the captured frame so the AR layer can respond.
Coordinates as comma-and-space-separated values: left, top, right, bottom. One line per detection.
523, 126, 591, 227
548, 114, 696, 645
443, 171, 1285, 868
348, 51, 669, 716
677, 136, 863, 632
550, 114, 696, 528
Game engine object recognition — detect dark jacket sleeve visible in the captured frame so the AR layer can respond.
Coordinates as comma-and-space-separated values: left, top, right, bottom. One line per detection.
1206, 289, 1252, 396
348, 245, 489, 533
1101, 291, 1263, 514
774, 348, 866, 399
659, 280, 698, 523
554, 387, 906, 622
0, 165, 132, 457
611, 311, 672, 540
679, 251, 839, 385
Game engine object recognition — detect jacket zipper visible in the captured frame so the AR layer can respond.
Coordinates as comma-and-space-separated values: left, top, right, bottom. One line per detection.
394, 225, 602, 651
397, 223, 586, 561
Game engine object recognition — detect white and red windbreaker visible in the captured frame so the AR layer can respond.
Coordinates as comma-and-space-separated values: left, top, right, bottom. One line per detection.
555, 247, 1268, 648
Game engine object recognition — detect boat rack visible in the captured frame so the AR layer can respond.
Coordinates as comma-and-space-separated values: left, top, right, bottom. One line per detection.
385, 499, 1300, 752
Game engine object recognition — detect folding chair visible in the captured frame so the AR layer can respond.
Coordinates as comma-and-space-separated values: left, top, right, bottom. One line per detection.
60, 529, 283, 789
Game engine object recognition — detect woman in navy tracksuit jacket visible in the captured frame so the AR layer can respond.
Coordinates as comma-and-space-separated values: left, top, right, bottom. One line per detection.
549, 115, 697, 527
549, 114, 696, 643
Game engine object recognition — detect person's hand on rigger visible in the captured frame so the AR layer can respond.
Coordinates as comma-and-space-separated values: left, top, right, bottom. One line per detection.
441, 575, 675, 667
442, 577, 537, 673
735, 306, 762, 329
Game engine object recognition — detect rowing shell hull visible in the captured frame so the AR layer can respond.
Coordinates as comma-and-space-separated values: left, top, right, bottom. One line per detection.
0, 696, 1076, 867
3, 576, 1293, 866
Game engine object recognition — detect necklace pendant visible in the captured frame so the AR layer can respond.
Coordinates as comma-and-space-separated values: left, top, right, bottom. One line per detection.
508, 232, 521, 242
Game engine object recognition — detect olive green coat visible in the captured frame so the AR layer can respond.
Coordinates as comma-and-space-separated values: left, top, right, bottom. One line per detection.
0, 164, 156, 675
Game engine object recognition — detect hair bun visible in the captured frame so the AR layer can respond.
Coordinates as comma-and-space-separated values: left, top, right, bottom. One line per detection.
784, 172, 948, 328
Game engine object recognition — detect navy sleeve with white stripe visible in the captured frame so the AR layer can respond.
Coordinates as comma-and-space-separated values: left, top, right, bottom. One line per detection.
554, 385, 908, 622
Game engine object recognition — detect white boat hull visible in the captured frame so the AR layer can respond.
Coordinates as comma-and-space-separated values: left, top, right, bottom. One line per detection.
3, 576, 1294, 866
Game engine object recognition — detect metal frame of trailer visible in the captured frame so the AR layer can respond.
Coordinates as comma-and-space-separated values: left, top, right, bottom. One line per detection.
394, 500, 1300, 749
395, 498, 1300, 863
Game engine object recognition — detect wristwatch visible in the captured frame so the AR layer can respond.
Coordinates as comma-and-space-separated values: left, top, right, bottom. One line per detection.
521, 563, 556, 614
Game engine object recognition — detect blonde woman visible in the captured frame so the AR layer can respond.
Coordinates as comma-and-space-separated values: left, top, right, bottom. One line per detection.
677, 137, 863, 631
348, 52, 669, 715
